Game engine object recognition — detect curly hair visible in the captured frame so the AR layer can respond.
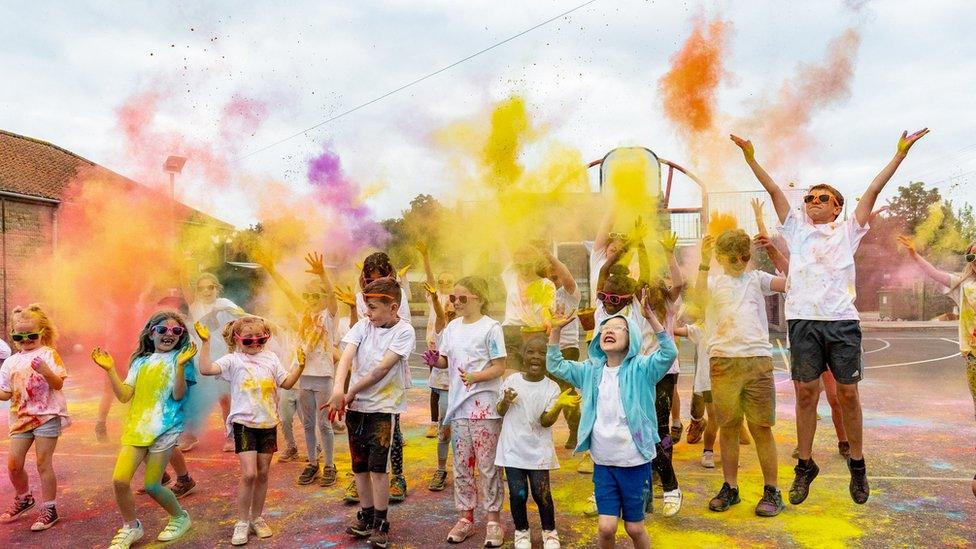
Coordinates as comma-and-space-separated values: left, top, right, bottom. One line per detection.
715, 229, 752, 259
222, 315, 276, 350
10, 304, 57, 347
362, 252, 395, 279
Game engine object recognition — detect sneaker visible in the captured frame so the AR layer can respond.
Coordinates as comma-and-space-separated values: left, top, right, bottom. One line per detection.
389, 475, 407, 503
368, 519, 390, 548
686, 418, 706, 444
347, 510, 374, 538
178, 433, 199, 452
755, 485, 785, 517
708, 482, 741, 512
231, 520, 249, 546
577, 452, 594, 474
428, 469, 448, 492
278, 446, 300, 462
662, 488, 682, 517
157, 510, 191, 541
109, 521, 144, 549
670, 421, 684, 443
583, 494, 599, 517
848, 459, 870, 504
701, 450, 716, 468
446, 518, 474, 543
95, 421, 108, 443
298, 463, 319, 485
789, 460, 820, 505
484, 521, 504, 548
542, 529, 561, 549
137, 471, 172, 495
0, 493, 35, 522
319, 464, 338, 487
171, 477, 196, 498
222, 437, 235, 453
838, 441, 851, 458
250, 516, 273, 538
513, 529, 532, 549
344, 475, 360, 504
426, 423, 439, 438
30, 505, 59, 531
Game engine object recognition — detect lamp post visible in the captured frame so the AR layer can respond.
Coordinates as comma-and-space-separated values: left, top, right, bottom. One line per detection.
163, 155, 188, 201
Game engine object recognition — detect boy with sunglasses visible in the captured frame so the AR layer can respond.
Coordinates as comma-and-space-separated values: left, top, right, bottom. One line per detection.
731, 128, 929, 506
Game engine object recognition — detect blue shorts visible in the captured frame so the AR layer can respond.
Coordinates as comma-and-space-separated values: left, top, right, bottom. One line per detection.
10, 417, 62, 439
593, 462, 652, 522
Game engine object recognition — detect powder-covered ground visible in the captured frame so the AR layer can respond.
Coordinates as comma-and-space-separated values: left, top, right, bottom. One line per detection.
1, 326, 974, 548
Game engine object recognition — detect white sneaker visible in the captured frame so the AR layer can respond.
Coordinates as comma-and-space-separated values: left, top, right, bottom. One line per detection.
577, 452, 594, 474
485, 521, 505, 548
109, 521, 144, 549
543, 529, 561, 549
156, 510, 191, 541
447, 518, 474, 543
662, 488, 682, 517
701, 450, 716, 468
583, 493, 599, 517
231, 520, 249, 546
513, 529, 532, 549
250, 516, 273, 538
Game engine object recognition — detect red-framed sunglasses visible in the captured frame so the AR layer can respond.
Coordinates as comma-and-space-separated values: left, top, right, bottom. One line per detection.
597, 292, 632, 305
152, 325, 186, 336
235, 334, 269, 346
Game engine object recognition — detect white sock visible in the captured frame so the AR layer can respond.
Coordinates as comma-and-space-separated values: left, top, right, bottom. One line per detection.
43, 500, 56, 508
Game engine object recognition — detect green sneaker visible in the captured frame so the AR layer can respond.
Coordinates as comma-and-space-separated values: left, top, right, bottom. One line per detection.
157, 510, 191, 542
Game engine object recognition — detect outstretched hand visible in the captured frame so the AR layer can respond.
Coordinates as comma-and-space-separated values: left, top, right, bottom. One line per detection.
700, 234, 716, 263
397, 265, 411, 279
897, 128, 929, 156
304, 252, 325, 276
555, 388, 581, 409
547, 304, 577, 330
660, 231, 679, 255
194, 321, 210, 342
631, 216, 648, 245
638, 287, 661, 324
177, 343, 197, 366
422, 349, 441, 368
502, 387, 518, 404
730, 134, 755, 159
91, 347, 115, 371
897, 235, 917, 256
414, 241, 429, 257
334, 285, 356, 306
30, 356, 51, 375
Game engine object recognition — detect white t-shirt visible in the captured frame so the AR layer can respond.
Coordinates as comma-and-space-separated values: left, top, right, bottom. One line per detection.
590, 365, 648, 467
779, 208, 869, 320
495, 373, 561, 470
705, 271, 777, 358
215, 350, 289, 431
440, 316, 507, 422
297, 310, 336, 378
593, 303, 679, 374
501, 267, 555, 327
685, 324, 711, 394
945, 273, 976, 354
555, 286, 582, 349
427, 331, 450, 390
356, 284, 412, 323
0, 339, 11, 360
341, 318, 416, 414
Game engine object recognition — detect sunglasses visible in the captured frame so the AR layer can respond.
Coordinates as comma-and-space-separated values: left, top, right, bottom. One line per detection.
235, 334, 270, 346
608, 232, 628, 241
597, 292, 632, 305
449, 294, 472, 304
721, 254, 751, 265
197, 284, 217, 292
303, 292, 323, 300
804, 194, 836, 205
152, 325, 186, 336
10, 331, 42, 342
967, 253, 976, 263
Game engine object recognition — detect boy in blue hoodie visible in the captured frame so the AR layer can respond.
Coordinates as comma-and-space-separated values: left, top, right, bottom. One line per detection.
547, 291, 678, 549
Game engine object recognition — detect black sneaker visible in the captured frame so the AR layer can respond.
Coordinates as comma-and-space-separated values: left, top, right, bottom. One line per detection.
755, 485, 785, 517
368, 519, 390, 548
838, 441, 851, 458
298, 464, 319, 486
848, 459, 870, 504
31, 505, 60, 531
347, 510, 373, 538
0, 493, 35, 522
789, 460, 819, 505
171, 476, 196, 498
708, 482, 740, 512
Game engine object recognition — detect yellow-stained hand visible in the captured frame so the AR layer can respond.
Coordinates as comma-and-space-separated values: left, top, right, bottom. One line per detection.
334, 285, 356, 306
502, 387, 518, 404
555, 388, 581, 409
424, 282, 437, 296
194, 321, 210, 342
730, 134, 755, 160
91, 347, 115, 371
296, 346, 307, 368
414, 241, 429, 257
177, 343, 197, 366
897, 128, 929, 156
700, 234, 716, 263
304, 252, 325, 276
897, 235, 917, 256
660, 231, 679, 255
630, 215, 648, 245
548, 303, 577, 330
397, 265, 411, 279
639, 287, 660, 323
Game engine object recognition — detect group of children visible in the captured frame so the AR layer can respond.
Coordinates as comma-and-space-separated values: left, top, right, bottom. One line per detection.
5, 125, 975, 548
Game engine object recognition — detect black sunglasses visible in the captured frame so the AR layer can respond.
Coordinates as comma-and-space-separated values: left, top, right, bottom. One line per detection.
804, 193, 835, 205
303, 292, 323, 300
449, 295, 469, 304
10, 331, 42, 342
967, 253, 976, 263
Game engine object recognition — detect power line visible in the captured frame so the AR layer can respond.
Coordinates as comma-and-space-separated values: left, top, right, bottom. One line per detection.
240, 0, 600, 160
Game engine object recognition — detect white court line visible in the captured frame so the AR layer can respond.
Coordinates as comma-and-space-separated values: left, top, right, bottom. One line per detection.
863, 338, 891, 355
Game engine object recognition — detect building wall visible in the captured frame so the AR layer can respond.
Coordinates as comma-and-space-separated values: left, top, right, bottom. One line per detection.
1, 197, 57, 335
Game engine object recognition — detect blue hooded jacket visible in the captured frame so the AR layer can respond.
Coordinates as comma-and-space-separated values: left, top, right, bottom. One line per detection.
546, 313, 678, 462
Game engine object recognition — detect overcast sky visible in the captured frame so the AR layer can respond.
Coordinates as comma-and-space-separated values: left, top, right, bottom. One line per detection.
2, 0, 974, 227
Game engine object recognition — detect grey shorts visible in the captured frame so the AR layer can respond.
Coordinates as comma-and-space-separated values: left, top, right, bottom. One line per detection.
788, 320, 864, 385
10, 417, 62, 439
147, 428, 182, 453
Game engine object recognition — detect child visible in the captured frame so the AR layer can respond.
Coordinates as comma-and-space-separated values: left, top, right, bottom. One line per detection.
417, 241, 456, 438
697, 231, 786, 516
731, 128, 928, 505
426, 276, 507, 547
672, 309, 720, 468
327, 277, 416, 549
0, 305, 69, 532
197, 315, 305, 546
547, 294, 677, 549
421, 280, 452, 492
91, 311, 196, 548
496, 333, 578, 549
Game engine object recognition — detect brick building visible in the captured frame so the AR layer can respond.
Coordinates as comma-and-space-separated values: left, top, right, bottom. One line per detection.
0, 129, 233, 335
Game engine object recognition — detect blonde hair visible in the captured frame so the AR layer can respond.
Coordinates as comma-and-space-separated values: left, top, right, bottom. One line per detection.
222, 315, 275, 349
10, 304, 57, 346
196, 272, 224, 293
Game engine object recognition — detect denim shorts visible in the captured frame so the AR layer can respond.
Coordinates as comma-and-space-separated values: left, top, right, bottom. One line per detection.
148, 428, 182, 453
10, 417, 62, 439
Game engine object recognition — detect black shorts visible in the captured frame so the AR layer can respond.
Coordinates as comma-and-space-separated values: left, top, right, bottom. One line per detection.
346, 410, 393, 474
232, 423, 278, 454
788, 320, 864, 385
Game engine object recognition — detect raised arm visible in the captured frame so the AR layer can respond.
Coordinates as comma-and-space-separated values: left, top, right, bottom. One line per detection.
305, 252, 338, 317
661, 231, 684, 300
172, 343, 197, 400
594, 209, 615, 254
425, 283, 447, 335
335, 284, 359, 326
898, 235, 953, 287
755, 234, 790, 275
259, 259, 304, 313
91, 348, 135, 403
541, 243, 578, 295
546, 308, 585, 388
417, 242, 435, 288
194, 323, 221, 376
751, 198, 769, 238
597, 245, 626, 292
730, 134, 790, 223
855, 129, 929, 226
694, 235, 715, 306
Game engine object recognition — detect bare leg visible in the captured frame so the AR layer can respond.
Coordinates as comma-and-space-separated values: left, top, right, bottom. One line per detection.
624, 521, 651, 549
170, 448, 189, 477
236, 452, 258, 522
835, 383, 864, 460
795, 380, 822, 460
355, 472, 375, 509
33, 437, 60, 502
143, 448, 182, 516
703, 403, 719, 451
821, 371, 847, 442
719, 422, 741, 487
597, 515, 618, 549
747, 422, 778, 488
7, 438, 33, 495
112, 445, 149, 523
250, 453, 274, 519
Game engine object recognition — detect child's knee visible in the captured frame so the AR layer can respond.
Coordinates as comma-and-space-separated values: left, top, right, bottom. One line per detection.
241, 469, 258, 484
7, 455, 25, 473
143, 480, 165, 497
112, 478, 132, 493
623, 521, 646, 539
597, 522, 617, 539
34, 453, 53, 472
508, 486, 528, 505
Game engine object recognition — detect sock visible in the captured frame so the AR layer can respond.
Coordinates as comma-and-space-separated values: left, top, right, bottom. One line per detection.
43, 500, 56, 508
703, 448, 713, 453
17, 492, 30, 499
373, 508, 388, 527
361, 506, 375, 523
177, 474, 192, 483
849, 458, 865, 469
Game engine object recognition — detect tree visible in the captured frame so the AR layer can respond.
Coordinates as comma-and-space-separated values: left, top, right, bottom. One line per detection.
885, 181, 941, 234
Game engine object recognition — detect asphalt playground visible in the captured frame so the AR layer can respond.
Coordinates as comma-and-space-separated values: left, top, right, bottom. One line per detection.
1, 326, 974, 548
